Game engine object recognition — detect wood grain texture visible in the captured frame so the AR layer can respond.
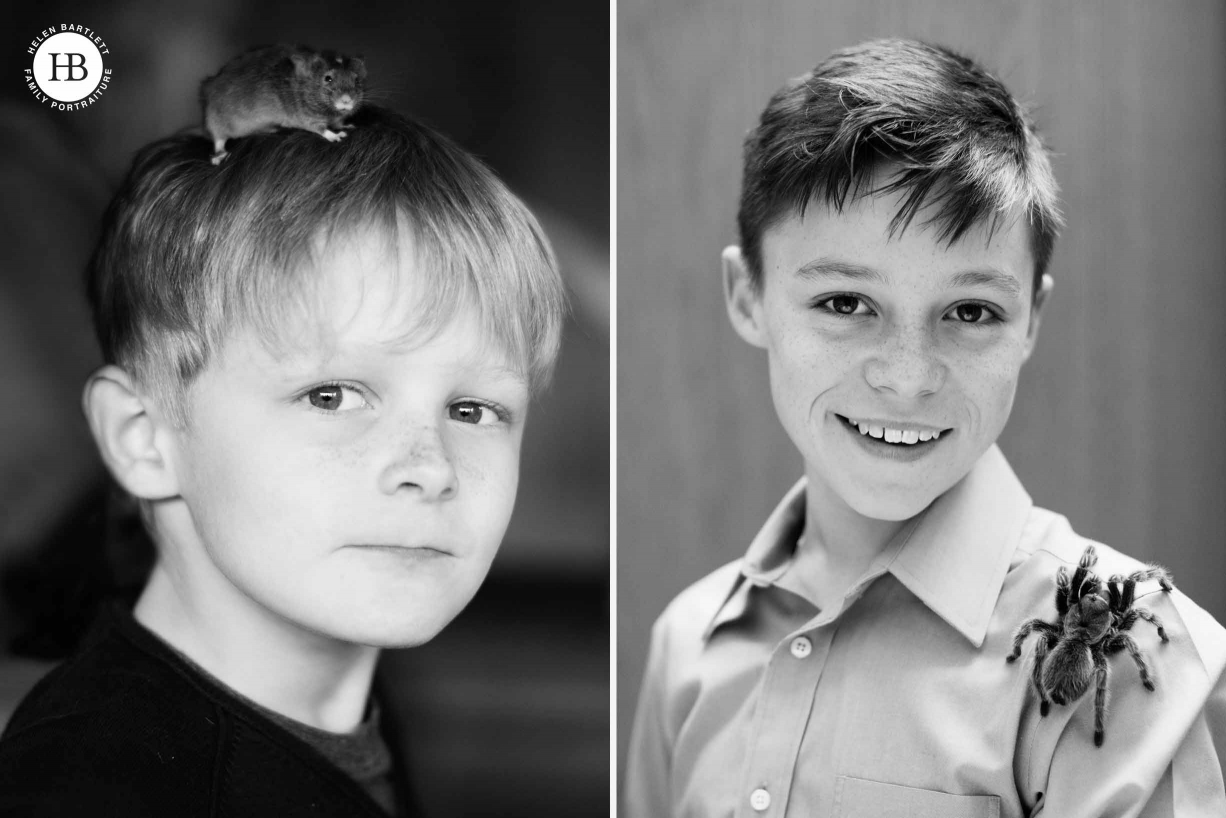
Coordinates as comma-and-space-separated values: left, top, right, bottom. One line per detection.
617, 0, 1226, 774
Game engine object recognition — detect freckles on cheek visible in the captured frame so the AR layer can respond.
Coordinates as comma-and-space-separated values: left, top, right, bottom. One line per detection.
452, 441, 510, 488
975, 337, 1028, 383
449, 446, 484, 488
779, 332, 856, 412
453, 440, 521, 511
333, 437, 372, 471
954, 347, 1023, 421
813, 334, 858, 373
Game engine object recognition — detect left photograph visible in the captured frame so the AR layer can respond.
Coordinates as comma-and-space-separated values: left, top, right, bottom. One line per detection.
0, 4, 608, 817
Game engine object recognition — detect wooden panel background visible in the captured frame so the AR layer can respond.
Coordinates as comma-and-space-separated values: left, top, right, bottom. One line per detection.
617, 0, 1226, 774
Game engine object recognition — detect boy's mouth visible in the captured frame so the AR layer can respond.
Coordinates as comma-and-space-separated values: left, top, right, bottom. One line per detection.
346, 544, 453, 558
835, 414, 952, 447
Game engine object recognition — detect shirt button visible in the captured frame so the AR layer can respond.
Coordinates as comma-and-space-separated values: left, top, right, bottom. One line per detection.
750, 788, 771, 811
790, 636, 812, 658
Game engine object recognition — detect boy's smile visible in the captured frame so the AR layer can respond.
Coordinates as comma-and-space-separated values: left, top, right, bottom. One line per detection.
728, 185, 1049, 523
835, 413, 951, 462
154, 226, 529, 651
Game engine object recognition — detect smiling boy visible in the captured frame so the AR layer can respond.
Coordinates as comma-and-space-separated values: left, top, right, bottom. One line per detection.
0, 107, 564, 816
624, 39, 1226, 817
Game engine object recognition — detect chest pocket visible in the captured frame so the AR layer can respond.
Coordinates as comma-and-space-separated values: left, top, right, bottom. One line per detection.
834, 776, 1001, 818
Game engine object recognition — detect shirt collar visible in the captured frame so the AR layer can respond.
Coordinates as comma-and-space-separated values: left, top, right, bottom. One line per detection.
698, 480, 808, 641
703, 445, 1032, 648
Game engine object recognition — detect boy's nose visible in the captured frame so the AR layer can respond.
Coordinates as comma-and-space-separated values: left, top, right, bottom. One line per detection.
379, 424, 458, 500
863, 328, 946, 398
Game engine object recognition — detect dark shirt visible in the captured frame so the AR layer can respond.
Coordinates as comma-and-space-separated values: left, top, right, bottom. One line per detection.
251, 688, 397, 814
0, 602, 412, 817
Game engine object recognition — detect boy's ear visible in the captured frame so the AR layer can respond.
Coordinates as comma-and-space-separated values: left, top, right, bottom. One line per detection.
82, 366, 182, 501
1021, 273, 1054, 362
722, 246, 768, 349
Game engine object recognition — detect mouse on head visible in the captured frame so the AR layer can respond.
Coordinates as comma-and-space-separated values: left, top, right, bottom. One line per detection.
200, 44, 367, 165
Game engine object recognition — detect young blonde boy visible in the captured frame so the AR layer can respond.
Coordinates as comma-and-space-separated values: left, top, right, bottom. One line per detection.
0, 106, 564, 816
625, 39, 1226, 818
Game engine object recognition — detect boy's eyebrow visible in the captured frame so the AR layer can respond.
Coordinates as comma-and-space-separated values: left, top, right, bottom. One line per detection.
943, 269, 1023, 298
465, 360, 530, 387
266, 340, 529, 387
391, 343, 530, 387
795, 258, 887, 285
795, 257, 1023, 298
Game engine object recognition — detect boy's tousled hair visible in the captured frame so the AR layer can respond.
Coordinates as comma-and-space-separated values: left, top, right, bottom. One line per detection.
738, 39, 1062, 293
88, 106, 565, 426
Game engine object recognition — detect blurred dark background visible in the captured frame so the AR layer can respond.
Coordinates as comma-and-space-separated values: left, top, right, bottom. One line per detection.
0, 3, 609, 816
618, 0, 1226, 785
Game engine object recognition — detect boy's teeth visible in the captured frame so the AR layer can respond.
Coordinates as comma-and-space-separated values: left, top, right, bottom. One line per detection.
848, 415, 946, 444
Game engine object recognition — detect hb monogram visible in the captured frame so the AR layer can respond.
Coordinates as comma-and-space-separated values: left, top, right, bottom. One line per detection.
47, 53, 88, 82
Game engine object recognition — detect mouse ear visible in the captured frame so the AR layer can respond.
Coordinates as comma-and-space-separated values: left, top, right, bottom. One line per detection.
291, 53, 311, 78
351, 57, 367, 80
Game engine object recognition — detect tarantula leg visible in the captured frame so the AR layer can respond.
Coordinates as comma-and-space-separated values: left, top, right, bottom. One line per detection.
1007, 619, 1058, 663
1055, 567, 1071, 617
1135, 608, 1169, 642
1130, 566, 1174, 593
1107, 574, 1136, 612
1079, 545, 1098, 570
1093, 653, 1111, 747
1032, 635, 1054, 717
1108, 633, 1156, 691
1069, 546, 1098, 600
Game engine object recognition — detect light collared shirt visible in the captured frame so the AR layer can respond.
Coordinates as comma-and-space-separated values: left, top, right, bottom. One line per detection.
625, 446, 1226, 818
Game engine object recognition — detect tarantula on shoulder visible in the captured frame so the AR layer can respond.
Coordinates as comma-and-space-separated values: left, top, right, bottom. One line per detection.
1006, 544, 1174, 746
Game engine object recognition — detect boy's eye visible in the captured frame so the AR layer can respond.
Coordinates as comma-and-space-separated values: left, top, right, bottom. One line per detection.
449, 401, 503, 426
830, 295, 861, 314
813, 294, 871, 316
948, 303, 999, 324
955, 304, 983, 322
305, 384, 369, 412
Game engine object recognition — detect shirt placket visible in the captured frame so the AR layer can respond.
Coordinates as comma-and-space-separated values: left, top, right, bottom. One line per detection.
734, 616, 837, 818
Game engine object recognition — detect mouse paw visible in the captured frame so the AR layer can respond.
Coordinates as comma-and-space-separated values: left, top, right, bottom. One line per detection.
210, 151, 229, 165
322, 129, 346, 143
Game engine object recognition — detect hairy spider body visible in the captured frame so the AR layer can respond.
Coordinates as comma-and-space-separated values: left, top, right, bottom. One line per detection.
1006, 545, 1174, 746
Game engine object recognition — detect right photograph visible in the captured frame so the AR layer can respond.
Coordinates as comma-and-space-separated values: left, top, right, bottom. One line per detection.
617, 3, 1226, 816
